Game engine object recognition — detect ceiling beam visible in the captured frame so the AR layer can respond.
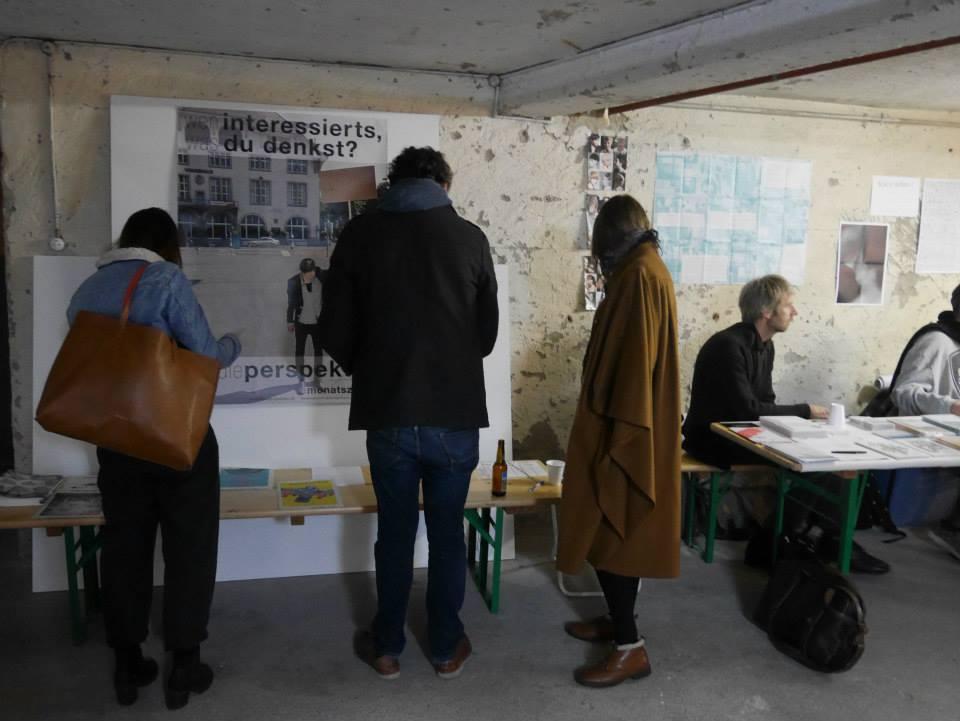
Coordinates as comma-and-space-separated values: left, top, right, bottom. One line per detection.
497, 0, 960, 118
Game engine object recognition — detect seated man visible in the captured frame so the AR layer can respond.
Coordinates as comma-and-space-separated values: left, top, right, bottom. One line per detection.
685, 275, 890, 573
683, 274, 828, 468
890, 283, 960, 559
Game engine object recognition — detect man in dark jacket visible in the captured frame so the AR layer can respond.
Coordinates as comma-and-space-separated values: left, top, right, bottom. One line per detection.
320, 147, 498, 680
683, 274, 828, 467
286, 257, 327, 391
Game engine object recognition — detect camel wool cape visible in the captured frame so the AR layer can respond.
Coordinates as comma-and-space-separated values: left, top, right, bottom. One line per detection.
557, 243, 681, 578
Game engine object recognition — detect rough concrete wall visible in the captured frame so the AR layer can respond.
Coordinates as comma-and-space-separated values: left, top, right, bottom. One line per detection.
3, 40, 960, 470
443, 99, 960, 460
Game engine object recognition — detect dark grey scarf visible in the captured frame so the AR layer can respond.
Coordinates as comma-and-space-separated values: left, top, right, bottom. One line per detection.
597, 228, 660, 278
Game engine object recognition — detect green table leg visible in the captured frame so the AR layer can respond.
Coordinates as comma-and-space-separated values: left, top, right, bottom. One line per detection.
462, 506, 503, 613
837, 472, 869, 575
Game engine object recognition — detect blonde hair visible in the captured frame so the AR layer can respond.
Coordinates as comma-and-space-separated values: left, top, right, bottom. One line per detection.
739, 275, 792, 323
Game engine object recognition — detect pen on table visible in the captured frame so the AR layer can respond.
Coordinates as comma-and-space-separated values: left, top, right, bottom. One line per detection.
529, 481, 544, 493
832, 450, 866, 454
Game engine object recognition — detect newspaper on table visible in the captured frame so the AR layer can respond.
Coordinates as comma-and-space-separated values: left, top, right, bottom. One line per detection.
34, 476, 101, 519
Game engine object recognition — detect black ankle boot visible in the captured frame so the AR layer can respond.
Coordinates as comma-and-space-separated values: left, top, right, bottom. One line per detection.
165, 648, 214, 710
113, 645, 159, 706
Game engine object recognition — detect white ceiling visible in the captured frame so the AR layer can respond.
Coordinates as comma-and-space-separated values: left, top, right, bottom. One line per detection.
1, 0, 959, 116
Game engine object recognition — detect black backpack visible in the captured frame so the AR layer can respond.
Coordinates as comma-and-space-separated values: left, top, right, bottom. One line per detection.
753, 560, 867, 673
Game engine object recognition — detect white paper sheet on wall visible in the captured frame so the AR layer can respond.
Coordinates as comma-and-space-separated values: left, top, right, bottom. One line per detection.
916, 178, 960, 273
870, 176, 921, 217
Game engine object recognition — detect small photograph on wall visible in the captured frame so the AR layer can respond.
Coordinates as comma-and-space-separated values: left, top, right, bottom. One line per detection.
835, 222, 889, 305
586, 134, 628, 192
583, 255, 606, 311
581, 194, 610, 250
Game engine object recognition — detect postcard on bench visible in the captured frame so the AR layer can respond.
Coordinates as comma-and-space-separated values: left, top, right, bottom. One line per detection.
220, 468, 272, 490
277, 480, 341, 508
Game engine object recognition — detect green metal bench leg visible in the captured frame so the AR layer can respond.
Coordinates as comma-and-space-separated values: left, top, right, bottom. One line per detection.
702, 472, 724, 563
78, 526, 101, 614
478, 508, 490, 592
772, 471, 788, 567
488, 507, 503, 614
683, 474, 696, 548
62, 528, 86, 645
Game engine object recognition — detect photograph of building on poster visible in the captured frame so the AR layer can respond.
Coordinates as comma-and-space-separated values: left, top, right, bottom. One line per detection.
172, 106, 392, 405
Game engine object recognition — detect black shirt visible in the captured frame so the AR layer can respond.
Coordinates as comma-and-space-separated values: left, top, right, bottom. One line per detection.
682, 322, 810, 467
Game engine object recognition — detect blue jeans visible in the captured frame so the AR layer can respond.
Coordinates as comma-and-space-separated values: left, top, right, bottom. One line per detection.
366, 426, 478, 662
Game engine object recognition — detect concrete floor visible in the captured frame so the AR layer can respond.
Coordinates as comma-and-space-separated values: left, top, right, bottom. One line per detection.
1, 509, 959, 721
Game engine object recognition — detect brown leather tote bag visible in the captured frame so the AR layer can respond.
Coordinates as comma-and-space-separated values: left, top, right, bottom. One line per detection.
36, 264, 220, 470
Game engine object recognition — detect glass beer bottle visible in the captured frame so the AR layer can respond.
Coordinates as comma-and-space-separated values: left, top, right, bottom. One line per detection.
492, 439, 508, 497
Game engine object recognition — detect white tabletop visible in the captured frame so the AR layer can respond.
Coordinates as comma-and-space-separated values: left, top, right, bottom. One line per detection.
711, 416, 960, 473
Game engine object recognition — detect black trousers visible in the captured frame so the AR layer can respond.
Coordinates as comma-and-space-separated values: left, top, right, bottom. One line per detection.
96, 427, 220, 651
595, 568, 640, 645
294, 322, 323, 379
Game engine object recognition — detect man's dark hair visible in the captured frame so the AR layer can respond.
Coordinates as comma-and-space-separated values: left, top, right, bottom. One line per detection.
952, 284, 960, 317
300, 258, 317, 273
387, 146, 453, 187
117, 207, 183, 267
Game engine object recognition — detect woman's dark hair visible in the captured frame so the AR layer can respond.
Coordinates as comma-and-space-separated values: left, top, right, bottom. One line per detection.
387, 146, 453, 187
117, 207, 183, 266
591, 194, 657, 263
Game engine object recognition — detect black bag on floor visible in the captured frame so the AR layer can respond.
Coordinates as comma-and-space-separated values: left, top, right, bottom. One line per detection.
753, 560, 867, 673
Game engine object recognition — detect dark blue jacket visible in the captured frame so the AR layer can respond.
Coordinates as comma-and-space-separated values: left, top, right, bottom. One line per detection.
320, 179, 498, 430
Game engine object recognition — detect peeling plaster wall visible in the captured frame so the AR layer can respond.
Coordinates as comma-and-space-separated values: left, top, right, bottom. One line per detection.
3, 40, 960, 470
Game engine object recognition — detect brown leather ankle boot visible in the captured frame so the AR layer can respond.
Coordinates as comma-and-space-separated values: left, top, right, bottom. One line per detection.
573, 643, 652, 688
564, 615, 616, 643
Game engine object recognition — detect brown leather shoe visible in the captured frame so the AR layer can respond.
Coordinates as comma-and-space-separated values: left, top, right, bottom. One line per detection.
434, 636, 472, 679
573, 644, 652, 688
564, 615, 616, 643
354, 630, 400, 680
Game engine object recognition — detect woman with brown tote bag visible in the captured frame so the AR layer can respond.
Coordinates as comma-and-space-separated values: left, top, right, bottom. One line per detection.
64, 208, 240, 709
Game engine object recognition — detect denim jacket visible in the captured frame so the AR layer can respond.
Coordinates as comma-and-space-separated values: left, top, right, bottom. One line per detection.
67, 247, 241, 368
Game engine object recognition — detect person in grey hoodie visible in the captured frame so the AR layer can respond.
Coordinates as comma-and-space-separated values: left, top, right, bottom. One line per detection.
891, 284, 960, 416
891, 284, 960, 558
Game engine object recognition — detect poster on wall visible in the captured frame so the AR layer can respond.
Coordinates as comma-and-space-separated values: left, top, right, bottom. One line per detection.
915, 178, 960, 274
111, 97, 439, 405
653, 151, 811, 285
835, 222, 889, 306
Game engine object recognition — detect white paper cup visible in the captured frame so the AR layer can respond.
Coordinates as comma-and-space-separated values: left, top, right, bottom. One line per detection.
828, 403, 846, 427
546, 459, 565, 484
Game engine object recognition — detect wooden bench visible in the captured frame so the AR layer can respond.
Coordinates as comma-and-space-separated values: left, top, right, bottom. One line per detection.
0, 471, 562, 644
680, 453, 772, 563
